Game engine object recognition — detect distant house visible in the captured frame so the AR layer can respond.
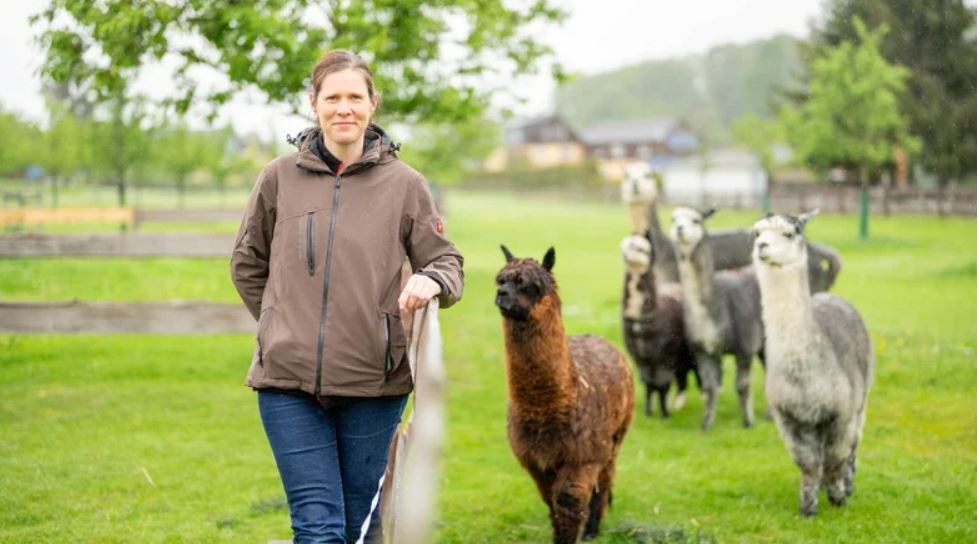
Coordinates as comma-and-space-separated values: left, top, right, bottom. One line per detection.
483, 115, 587, 172
578, 118, 700, 179
662, 148, 766, 205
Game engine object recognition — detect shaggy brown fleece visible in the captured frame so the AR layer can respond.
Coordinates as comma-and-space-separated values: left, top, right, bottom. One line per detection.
496, 247, 634, 543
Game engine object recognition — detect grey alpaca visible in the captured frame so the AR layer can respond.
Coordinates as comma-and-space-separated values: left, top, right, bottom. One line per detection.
669, 207, 765, 430
620, 233, 698, 418
619, 163, 842, 292
751, 211, 874, 517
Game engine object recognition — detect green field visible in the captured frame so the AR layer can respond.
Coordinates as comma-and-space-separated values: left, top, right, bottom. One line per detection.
0, 190, 975, 543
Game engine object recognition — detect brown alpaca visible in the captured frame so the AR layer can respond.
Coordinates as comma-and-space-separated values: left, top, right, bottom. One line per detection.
495, 245, 634, 543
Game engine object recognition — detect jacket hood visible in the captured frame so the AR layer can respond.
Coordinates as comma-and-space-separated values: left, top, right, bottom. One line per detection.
289, 123, 400, 174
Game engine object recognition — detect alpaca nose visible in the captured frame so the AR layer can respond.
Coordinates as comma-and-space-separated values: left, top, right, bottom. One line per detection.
757, 241, 769, 251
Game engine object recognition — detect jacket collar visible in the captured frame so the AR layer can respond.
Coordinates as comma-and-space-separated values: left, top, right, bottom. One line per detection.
292, 124, 398, 175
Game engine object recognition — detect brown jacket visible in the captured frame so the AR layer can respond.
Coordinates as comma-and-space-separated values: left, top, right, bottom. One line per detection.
231, 125, 464, 397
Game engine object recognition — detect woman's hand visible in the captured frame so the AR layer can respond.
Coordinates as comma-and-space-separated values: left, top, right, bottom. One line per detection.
398, 274, 441, 314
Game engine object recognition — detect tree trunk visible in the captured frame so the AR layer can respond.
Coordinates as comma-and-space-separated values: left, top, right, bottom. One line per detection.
178, 177, 186, 210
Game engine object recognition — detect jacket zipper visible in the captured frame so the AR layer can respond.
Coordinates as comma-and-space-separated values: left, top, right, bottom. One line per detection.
383, 313, 393, 381
314, 174, 343, 397
305, 211, 315, 276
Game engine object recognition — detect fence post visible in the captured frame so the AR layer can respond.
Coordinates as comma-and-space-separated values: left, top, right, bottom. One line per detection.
859, 184, 870, 240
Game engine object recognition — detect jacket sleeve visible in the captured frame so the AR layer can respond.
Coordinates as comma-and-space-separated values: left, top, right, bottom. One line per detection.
230, 167, 277, 321
403, 174, 464, 309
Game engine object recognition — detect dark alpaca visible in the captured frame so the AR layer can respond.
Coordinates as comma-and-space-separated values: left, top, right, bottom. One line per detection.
495, 245, 634, 544
620, 233, 699, 418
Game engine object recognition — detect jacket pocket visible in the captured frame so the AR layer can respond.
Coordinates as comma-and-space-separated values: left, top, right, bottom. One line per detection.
304, 211, 315, 276
256, 307, 274, 367
381, 312, 407, 381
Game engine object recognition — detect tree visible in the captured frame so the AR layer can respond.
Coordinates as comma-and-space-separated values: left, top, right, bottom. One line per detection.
41, 100, 86, 207
731, 113, 786, 214
86, 96, 153, 207
32, 0, 565, 123
397, 116, 501, 186
153, 122, 226, 208
782, 18, 919, 238
811, 0, 977, 186
0, 108, 41, 178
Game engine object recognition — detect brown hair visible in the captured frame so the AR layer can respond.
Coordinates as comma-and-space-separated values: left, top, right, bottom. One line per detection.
310, 49, 377, 102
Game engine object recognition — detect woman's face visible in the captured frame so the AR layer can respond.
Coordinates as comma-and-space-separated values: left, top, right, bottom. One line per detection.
310, 68, 377, 149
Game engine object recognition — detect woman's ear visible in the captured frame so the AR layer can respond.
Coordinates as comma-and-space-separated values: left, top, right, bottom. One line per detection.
309, 92, 317, 114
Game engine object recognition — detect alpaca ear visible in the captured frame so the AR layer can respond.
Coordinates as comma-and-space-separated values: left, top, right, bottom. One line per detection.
542, 247, 556, 271
701, 207, 717, 220
798, 208, 820, 230
501, 244, 515, 263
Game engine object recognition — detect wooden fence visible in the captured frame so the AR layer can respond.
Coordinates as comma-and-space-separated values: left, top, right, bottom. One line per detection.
769, 184, 977, 216
0, 301, 254, 334
0, 232, 233, 257
692, 185, 978, 216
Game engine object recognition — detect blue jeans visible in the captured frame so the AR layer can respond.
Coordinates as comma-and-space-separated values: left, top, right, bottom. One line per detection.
258, 391, 408, 544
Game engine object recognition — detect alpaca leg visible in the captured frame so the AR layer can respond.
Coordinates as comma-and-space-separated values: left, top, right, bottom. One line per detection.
773, 412, 822, 516
800, 467, 822, 517
551, 464, 601, 544
673, 367, 688, 412
644, 382, 654, 417
657, 385, 671, 418
823, 443, 849, 507
825, 421, 857, 505
583, 462, 615, 540
735, 354, 754, 428
529, 466, 557, 513
696, 354, 720, 431
844, 447, 857, 496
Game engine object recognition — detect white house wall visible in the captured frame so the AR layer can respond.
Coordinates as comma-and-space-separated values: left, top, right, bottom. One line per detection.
663, 165, 766, 205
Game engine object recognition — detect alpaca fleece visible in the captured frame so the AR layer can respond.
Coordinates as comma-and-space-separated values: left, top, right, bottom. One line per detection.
497, 251, 634, 543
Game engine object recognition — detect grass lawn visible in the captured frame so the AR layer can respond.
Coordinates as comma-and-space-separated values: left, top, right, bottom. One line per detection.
0, 190, 975, 543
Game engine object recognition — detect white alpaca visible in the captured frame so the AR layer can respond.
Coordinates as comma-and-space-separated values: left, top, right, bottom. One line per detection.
669, 207, 764, 430
751, 211, 874, 517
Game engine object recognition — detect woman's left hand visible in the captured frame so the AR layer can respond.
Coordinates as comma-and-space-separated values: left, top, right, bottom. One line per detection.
398, 274, 441, 314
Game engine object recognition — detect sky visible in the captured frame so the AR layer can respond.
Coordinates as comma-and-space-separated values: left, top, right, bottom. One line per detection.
0, 0, 824, 139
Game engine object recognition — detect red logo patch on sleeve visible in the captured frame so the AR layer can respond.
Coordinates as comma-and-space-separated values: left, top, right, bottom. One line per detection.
435, 219, 444, 234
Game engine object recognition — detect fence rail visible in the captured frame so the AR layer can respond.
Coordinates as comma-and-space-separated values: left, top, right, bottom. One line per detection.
0, 233, 233, 257
0, 300, 255, 334
768, 185, 977, 216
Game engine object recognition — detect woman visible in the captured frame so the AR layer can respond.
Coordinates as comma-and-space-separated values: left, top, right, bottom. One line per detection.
231, 50, 464, 544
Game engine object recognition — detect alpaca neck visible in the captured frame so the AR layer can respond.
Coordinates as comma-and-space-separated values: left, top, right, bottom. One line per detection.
622, 267, 657, 320
757, 259, 820, 367
647, 198, 678, 285
675, 239, 721, 348
503, 294, 577, 414
676, 240, 714, 301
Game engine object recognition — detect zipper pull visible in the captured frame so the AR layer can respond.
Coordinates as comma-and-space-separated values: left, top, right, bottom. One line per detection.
335, 174, 342, 188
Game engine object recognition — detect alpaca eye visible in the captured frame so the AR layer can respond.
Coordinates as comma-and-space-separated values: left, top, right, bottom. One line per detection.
783, 232, 794, 239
